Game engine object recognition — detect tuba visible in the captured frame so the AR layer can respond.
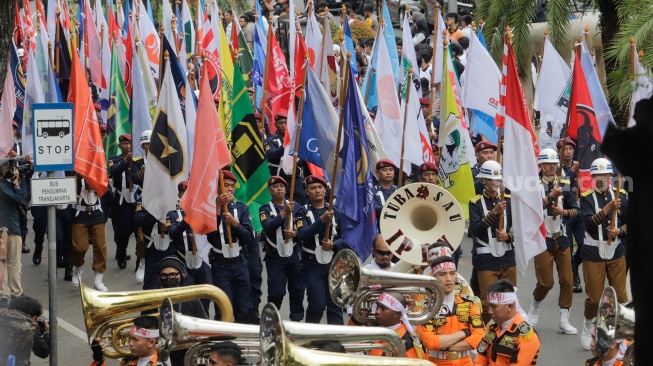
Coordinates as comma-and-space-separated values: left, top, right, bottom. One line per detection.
623, 342, 635, 366
595, 286, 635, 358
79, 277, 233, 358
260, 303, 434, 366
329, 249, 444, 325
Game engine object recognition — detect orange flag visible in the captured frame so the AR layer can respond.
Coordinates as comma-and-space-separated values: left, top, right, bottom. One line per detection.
179, 64, 231, 234
68, 46, 109, 196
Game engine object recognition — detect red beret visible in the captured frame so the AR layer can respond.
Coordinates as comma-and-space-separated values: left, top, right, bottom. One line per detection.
268, 176, 288, 187
221, 170, 237, 183
304, 175, 327, 188
431, 143, 439, 151
474, 141, 497, 153
178, 180, 189, 191
556, 137, 576, 149
119, 134, 132, 142
419, 162, 439, 173
376, 158, 396, 170
12, 121, 18, 129
99, 124, 107, 132
94, 103, 102, 111
254, 112, 263, 120
419, 98, 430, 106
274, 113, 288, 121
247, 88, 254, 93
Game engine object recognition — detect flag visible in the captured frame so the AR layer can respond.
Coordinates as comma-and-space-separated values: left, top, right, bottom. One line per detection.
438, 47, 476, 218
85, 0, 102, 89
201, 2, 222, 100
56, 19, 73, 83
470, 110, 499, 145
252, 0, 267, 88
478, 25, 487, 49
9, 43, 25, 132
162, 0, 175, 46
282, 33, 309, 174
137, 0, 160, 80
580, 38, 614, 138
69, 45, 109, 196
22, 48, 44, 156
195, 0, 204, 58
374, 33, 410, 172
498, 41, 546, 278
431, 5, 445, 83
305, 11, 322, 70
181, 0, 195, 62
0, 63, 16, 158
179, 64, 231, 234
461, 31, 501, 120
47, 0, 56, 45
135, 34, 158, 118
106, 40, 132, 160
343, 18, 357, 77
219, 23, 271, 232
337, 65, 377, 260
35, 22, 60, 103
161, 37, 191, 116
143, 61, 188, 222
234, 16, 253, 82
130, 40, 151, 158
628, 45, 652, 127
567, 50, 603, 193
263, 31, 291, 134
318, 20, 339, 108
184, 66, 197, 172
95, 0, 111, 124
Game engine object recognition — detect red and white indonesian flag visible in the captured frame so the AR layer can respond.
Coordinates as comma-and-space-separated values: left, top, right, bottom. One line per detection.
496, 41, 546, 278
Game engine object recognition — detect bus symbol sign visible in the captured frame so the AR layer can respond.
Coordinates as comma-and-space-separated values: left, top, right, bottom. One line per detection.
33, 103, 75, 172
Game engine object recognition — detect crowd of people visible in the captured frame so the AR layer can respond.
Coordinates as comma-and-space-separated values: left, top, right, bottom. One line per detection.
0, 4, 632, 366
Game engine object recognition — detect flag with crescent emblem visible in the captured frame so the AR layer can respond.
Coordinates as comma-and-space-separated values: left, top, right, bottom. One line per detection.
143, 60, 188, 222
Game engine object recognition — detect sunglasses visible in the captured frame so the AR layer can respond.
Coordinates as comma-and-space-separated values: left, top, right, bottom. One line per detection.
375, 249, 393, 257
159, 272, 181, 280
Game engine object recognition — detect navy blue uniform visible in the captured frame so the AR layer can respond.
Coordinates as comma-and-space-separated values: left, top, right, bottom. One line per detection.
264, 134, 307, 206
561, 161, 584, 267
108, 155, 139, 262
295, 203, 349, 325
134, 199, 175, 290
55, 204, 74, 268
579, 188, 628, 263
166, 206, 213, 287
372, 184, 397, 219
259, 201, 304, 321
207, 200, 254, 324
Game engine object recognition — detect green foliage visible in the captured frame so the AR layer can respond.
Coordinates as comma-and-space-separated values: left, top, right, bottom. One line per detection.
545, 0, 572, 52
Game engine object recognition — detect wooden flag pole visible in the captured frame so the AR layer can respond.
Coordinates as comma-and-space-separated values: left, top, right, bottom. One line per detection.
286, 53, 311, 236
324, 52, 351, 241
317, 5, 328, 80
157, 26, 166, 97
428, 2, 440, 122
398, 66, 413, 188
218, 169, 234, 248
497, 27, 511, 232
531, 29, 548, 131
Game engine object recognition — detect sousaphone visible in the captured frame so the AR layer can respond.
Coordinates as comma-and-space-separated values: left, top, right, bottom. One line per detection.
595, 286, 635, 357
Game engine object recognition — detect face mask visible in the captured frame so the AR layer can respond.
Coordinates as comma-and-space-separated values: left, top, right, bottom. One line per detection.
161, 277, 181, 288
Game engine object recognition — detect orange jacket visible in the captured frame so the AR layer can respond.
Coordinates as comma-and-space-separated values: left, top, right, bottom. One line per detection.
473, 313, 540, 366
369, 323, 425, 359
417, 294, 485, 366
90, 352, 164, 366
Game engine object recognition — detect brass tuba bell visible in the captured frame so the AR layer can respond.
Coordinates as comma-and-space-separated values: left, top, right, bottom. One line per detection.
259, 303, 434, 366
329, 249, 444, 325
595, 286, 635, 357
79, 276, 233, 358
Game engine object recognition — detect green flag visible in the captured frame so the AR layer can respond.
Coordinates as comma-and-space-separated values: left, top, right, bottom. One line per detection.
105, 40, 132, 161
235, 22, 254, 86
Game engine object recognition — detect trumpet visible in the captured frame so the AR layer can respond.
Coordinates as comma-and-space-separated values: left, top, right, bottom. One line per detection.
329, 249, 444, 325
260, 303, 434, 366
79, 277, 233, 358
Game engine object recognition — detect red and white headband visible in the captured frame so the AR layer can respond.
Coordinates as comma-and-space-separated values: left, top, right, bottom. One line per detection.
130, 326, 160, 339
376, 292, 415, 335
430, 261, 456, 276
487, 292, 518, 304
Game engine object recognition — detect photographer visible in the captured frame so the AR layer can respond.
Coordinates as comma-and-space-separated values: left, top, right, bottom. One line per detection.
7, 295, 50, 359
0, 160, 26, 301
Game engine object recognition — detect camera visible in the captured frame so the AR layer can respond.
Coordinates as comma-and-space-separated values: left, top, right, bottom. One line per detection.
0, 156, 27, 181
37, 317, 48, 332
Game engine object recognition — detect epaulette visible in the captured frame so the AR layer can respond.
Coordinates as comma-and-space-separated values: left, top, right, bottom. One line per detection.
470, 194, 482, 204
612, 187, 627, 195
460, 294, 475, 302
559, 179, 571, 185
503, 193, 511, 198
581, 189, 594, 197
133, 156, 143, 161
517, 321, 534, 341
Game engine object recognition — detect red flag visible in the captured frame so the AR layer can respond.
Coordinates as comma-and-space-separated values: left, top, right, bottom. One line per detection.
85, 0, 103, 89
121, 15, 134, 97
179, 64, 231, 234
14, 2, 23, 47
68, 45, 109, 196
567, 51, 602, 193
264, 31, 291, 135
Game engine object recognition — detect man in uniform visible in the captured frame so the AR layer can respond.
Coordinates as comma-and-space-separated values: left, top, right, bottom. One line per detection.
207, 170, 254, 324
473, 279, 540, 366
264, 113, 307, 206
526, 148, 579, 335
579, 158, 628, 350
108, 134, 137, 269
89, 316, 164, 366
128, 130, 151, 280
372, 291, 426, 359
259, 176, 304, 322
418, 256, 485, 365
418, 162, 439, 184
296, 175, 349, 324
373, 159, 398, 219
557, 137, 584, 293
469, 160, 516, 322
71, 176, 109, 291
472, 141, 497, 195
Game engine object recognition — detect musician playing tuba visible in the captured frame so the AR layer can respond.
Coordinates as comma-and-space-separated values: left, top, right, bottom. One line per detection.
418, 256, 485, 366
89, 316, 165, 366
371, 291, 427, 359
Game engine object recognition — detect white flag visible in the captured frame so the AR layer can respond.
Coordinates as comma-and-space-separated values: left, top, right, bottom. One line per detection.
628, 45, 652, 127
22, 48, 45, 156
130, 42, 151, 158
461, 31, 501, 118
0, 63, 16, 158
431, 9, 446, 83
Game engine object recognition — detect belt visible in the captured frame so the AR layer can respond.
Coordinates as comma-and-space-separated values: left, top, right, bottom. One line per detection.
209, 250, 243, 264
547, 231, 562, 239
302, 253, 317, 262
429, 350, 470, 360
475, 243, 512, 255
75, 204, 101, 213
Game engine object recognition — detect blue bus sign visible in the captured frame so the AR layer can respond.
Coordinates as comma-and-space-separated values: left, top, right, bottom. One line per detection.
33, 103, 75, 172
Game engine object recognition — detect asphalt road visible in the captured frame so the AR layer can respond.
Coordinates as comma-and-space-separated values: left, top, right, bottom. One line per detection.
13, 214, 595, 366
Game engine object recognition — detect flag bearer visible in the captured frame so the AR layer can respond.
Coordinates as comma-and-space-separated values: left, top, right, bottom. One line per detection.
108, 134, 136, 269
373, 159, 398, 219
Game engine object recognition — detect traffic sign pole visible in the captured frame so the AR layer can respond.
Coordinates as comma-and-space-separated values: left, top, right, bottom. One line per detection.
47, 172, 58, 366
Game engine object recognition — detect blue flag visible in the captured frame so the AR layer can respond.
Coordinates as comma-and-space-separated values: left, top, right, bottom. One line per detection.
336, 66, 377, 261
478, 27, 487, 50
10, 43, 25, 131
470, 109, 498, 145
146, 0, 154, 25
343, 19, 357, 77
162, 37, 198, 117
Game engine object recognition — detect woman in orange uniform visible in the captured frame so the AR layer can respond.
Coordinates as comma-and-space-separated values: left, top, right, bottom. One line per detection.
418, 256, 485, 365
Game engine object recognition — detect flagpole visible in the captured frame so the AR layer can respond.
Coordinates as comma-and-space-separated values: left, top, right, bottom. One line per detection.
397, 66, 413, 188
428, 2, 440, 122
317, 4, 328, 80
55, 6, 61, 79
172, 14, 182, 62
259, 15, 273, 117
286, 54, 311, 234
324, 52, 351, 241
497, 27, 511, 232
218, 170, 234, 248
531, 29, 548, 130
157, 26, 166, 97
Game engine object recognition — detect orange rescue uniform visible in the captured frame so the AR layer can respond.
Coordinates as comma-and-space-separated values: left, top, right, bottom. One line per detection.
418, 294, 485, 366
369, 323, 425, 359
473, 313, 540, 366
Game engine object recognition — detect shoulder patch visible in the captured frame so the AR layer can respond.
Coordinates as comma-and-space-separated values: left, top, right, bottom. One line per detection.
613, 187, 627, 195
518, 321, 534, 341
559, 179, 571, 185
265, 144, 271, 151
136, 203, 142, 211
581, 189, 595, 197
461, 294, 475, 302
260, 213, 267, 222
108, 160, 114, 167
133, 156, 143, 161
296, 220, 304, 228
470, 194, 482, 204
503, 193, 511, 199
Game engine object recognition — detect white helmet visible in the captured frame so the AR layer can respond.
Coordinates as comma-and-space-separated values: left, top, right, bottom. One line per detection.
476, 160, 502, 180
537, 148, 559, 164
140, 130, 152, 144
590, 158, 613, 175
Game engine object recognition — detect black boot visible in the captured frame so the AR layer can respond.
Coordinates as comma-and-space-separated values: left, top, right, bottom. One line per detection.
249, 309, 261, 325
33, 243, 43, 265
21, 236, 30, 254
64, 266, 73, 281
573, 266, 583, 293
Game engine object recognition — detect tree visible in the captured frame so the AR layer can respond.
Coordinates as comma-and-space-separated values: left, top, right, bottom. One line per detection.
0, 0, 16, 97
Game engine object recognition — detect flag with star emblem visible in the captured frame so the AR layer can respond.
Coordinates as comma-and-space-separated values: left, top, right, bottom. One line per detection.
142, 60, 188, 222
